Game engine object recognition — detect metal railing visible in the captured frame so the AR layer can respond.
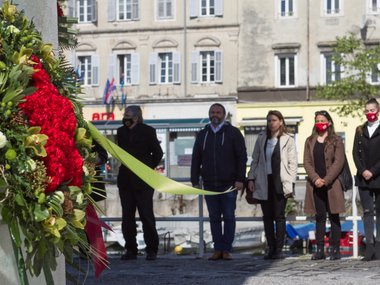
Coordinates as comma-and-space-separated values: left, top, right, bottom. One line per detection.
100, 177, 362, 258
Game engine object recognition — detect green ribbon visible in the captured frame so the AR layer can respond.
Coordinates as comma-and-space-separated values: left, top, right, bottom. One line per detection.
87, 122, 232, 195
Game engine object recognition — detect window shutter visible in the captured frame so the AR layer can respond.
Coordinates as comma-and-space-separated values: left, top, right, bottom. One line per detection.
191, 51, 199, 83
131, 53, 140, 85
215, 51, 223, 83
132, 0, 140, 20
92, 54, 100, 86
108, 54, 116, 81
68, 0, 75, 17
158, 0, 164, 18
173, 52, 181, 84
91, 0, 97, 23
108, 0, 116, 21
189, 0, 199, 18
167, 0, 173, 17
149, 53, 158, 85
215, 0, 223, 17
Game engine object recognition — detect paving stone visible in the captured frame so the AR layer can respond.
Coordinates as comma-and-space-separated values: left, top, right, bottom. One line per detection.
66, 254, 380, 285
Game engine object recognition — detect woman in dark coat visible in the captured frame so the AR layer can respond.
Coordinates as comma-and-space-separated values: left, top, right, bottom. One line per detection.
353, 98, 380, 261
304, 110, 345, 260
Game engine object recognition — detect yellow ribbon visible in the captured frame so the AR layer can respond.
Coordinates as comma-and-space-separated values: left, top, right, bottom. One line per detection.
87, 122, 232, 195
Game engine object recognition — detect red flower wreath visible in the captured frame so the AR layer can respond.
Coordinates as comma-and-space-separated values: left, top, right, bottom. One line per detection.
19, 55, 83, 193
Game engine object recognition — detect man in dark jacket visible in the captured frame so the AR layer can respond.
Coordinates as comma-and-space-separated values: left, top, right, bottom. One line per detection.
117, 105, 163, 261
91, 140, 108, 202
191, 103, 247, 260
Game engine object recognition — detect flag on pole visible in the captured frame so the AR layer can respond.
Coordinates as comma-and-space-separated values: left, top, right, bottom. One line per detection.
103, 78, 116, 104
120, 79, 126, 106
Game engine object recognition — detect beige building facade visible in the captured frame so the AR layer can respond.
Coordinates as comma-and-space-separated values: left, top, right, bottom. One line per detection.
67, 0, 239, 103
238, 0, 380, 101
67, 0, 240, 180
237, 0, 380, 172
67, 0, 380, 178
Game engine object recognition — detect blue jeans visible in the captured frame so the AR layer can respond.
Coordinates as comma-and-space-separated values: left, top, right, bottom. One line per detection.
204, 189, 237, 252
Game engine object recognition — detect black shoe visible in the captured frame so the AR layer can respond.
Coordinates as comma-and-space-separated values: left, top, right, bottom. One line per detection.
121, 252, 137, 260
311, 249, 326, 260
375, 242, 380, 260
362, 243, 375, 261
146, 252, 157, 261
263, 248, 275, 260
329, 249, 341, 260
272, 252, 285, 260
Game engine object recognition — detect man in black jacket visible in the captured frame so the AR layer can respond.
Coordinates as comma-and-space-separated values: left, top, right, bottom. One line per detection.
191, 103, 247, 260
117, 105, 163, 261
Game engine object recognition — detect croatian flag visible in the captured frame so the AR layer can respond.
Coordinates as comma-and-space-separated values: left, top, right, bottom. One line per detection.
103, 78, 116, 104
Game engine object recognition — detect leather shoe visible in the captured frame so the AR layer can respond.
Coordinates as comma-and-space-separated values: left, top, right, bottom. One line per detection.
311, 251, 326, 260
272, 252, 285, 259
146, 252, 157, 261
362, 243, 375, 261
263, 248, 276, 260
121, 252, 137, 260
208, 251, 223, 260
329, 249, 341, 260
222, 251, 233, 260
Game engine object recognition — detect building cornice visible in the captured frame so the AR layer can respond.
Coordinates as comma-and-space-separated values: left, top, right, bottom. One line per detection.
80, 96, 237, 106
77, 24, 240, 35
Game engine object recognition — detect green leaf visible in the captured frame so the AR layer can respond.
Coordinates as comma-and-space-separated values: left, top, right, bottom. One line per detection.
10, 218, 21, 247
1, 206, 13, 223
0, 178, 8, 193
15, 193, 26, 206
32, 251, 43, 277
33, 204, 50, 222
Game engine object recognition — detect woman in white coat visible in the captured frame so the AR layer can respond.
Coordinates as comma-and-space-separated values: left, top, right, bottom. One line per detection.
247, 110, 297, 259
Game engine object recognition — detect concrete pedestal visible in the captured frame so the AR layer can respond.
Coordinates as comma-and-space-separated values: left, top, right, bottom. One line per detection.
0, 222, 65, 285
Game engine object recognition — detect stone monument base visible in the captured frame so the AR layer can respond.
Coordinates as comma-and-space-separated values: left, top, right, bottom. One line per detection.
0, 222, 65, 285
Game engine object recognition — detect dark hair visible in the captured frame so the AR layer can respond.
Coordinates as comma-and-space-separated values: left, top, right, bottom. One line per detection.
357, 98, 380, 134
209, 103, 226, 115
313, 110, 335, 140
266, 110, 288, 138
365, 98, 379, 109
124, 105, 143, 123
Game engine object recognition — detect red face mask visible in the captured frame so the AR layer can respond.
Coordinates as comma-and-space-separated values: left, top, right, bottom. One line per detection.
366, 112, 378, 122
315, 122, 329, 133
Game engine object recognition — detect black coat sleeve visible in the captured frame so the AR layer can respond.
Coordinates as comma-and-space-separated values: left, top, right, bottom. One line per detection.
352, 128, 365, 176
149, 128, 163, 169
233, 128, 248, 183
93, 140, 108, 165
190, 132, 203, 186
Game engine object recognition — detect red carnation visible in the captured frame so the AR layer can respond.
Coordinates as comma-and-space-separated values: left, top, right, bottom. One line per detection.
19, 56, 83, 193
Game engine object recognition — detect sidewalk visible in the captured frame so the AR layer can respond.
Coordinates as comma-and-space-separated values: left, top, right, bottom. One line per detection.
67, 253, 380, 285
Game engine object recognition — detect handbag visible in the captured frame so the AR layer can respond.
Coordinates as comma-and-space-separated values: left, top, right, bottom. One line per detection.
338, 154, 353, 192
245, 190, 260, 204
244, 181, 260, 204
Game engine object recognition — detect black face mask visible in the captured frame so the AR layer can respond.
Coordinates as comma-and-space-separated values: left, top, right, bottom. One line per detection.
123, 118, 133, 126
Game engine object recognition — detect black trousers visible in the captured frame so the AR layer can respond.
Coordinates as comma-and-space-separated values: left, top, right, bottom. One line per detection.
118, 177, 159, 255
313, 187, 341, 249
260, 175, 288, 250
359, 188, 380, 244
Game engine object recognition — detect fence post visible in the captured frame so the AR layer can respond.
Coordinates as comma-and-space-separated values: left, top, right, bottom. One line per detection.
352, 182, 358, 258
198, 194, 204, 258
